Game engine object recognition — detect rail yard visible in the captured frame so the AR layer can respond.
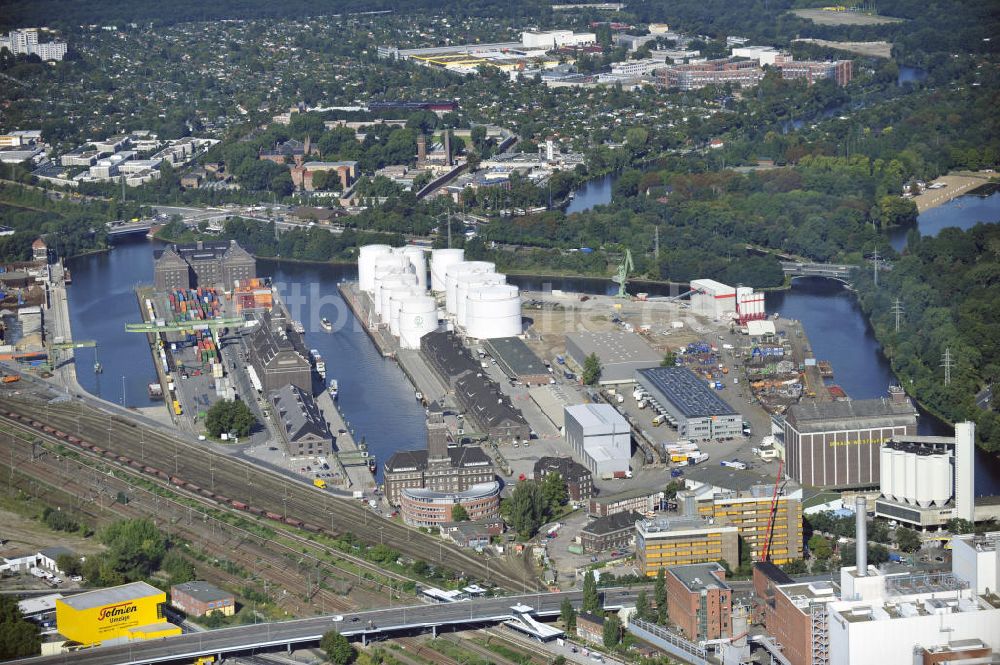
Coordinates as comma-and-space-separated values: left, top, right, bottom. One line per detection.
0, 394, 538, 592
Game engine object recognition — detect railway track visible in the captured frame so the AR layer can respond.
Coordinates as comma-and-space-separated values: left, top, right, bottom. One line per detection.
0, 426, 356, 613
0, 397, 538, 591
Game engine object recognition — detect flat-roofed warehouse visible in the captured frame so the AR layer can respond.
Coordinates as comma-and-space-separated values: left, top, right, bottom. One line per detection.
55, 581, 180, 647
483, 337, 550, 385
783, 390, 917, 487
565, 331, 661, 384
636, 366, 742, 440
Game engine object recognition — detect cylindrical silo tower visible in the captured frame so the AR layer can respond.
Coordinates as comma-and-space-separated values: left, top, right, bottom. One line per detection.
465, 284, 522, 339
929, 452, 953, 507
903, 449, 918, 505
389, 288, 423, 336
431, 248, 465, 294
399, 246, 428, 292
457, 273, 507, 328
381, 282, 419, 324
359, 244, 393, 294
445, 261, 495, 315
880, 446, 894, 501
372, 256, 413, 310
915, 454, 934, 507
892, 448, 906, 503
399, 296, 439, 349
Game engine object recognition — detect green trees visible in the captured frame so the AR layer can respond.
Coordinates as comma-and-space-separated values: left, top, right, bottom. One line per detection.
541, 472, 568, 514
0, 595, 40, 659
895, 527, 922, 553
582, 353, 602, 386
660, 352, 676, 367
602, 614, 622, 649
807, 534, 832, 561
204, 399, 256, 439
582, 571, 600, 614
320, 630, 355, 665
504, 480, 547, 539
84, 518, 168, 585
653, 568, 667, 623
634, 590, 650, 621
560, 598, 577, 629
451, 504, 469, 522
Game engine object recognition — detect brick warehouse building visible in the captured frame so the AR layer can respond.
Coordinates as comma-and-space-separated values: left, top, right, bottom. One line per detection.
666, 563, 732, 641
534, 456, 593, 503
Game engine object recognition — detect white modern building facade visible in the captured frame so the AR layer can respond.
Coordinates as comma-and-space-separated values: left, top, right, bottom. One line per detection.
564, 404, 631, 477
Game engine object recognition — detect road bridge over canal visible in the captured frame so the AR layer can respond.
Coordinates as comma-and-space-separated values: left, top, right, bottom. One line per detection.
780, 261, 856, 282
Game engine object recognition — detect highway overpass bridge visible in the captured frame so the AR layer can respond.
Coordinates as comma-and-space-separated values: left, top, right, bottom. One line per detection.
13, 588, 643, 665
780, 261, 856, 282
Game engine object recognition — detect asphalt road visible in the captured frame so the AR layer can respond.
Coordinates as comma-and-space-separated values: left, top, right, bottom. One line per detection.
12, 588, 643, 665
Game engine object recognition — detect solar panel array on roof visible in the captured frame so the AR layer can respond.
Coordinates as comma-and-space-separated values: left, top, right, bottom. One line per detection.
637, 366, 738, 418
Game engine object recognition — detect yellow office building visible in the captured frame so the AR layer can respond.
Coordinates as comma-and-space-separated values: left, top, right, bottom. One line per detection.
55, 581, 181, 647
636, 517, 740, 576
695, 491, 804, 564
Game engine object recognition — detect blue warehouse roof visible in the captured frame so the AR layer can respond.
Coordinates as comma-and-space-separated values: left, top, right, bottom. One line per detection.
636, 366, 738, 419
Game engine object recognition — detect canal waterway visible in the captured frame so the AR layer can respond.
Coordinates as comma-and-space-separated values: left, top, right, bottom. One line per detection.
68, 189, 1000, 493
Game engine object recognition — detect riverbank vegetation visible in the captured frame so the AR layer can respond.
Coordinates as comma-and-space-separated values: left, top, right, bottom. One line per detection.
857, 223, 1000, 453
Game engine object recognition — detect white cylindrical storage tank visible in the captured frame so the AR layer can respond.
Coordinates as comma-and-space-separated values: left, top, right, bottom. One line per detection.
465, 284, 521, 339
372, 256, 413, 310
398, 246, 428, 292
457, 273, 506, 328
892, 449, 907, 504
445, 261, 495, 315
389, 288, 423, 336
903, 450, 918, 505
399, 296, 438, 350
915, 455, 934, 507
431, 248, 465, 293
380, 278, 418, 323
880, 446, 894, 500
930, 453, 952, 507
359, 245, 392, 293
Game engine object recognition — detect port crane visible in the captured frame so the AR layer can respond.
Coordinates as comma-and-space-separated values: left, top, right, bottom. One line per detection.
124, 317, 244, 334
760, 458, 786, 562
612, 248, 634, 298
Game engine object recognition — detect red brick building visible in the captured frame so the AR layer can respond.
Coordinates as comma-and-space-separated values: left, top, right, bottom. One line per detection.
665, 563, 732, 641
170, 581, 235, 617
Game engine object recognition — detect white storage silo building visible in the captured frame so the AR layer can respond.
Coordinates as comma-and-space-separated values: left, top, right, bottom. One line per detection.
456, 272, 507, 328
431, 248, 464, 293
445, 261, 495, 315
465, 284, 522, 339
358, 244, 393, 293
397, 246, 428, 292
690, 279, 736, 320
399, 296, 439, 349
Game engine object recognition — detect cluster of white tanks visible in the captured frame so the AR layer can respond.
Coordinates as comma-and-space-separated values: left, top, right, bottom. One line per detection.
441, 259, 521, 339
358, 244, 437, 349
879, 443, 953, 508
358, 245, 522, 345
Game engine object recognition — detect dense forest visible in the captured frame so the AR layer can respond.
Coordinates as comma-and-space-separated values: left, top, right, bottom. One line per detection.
856, 220, 1000, 453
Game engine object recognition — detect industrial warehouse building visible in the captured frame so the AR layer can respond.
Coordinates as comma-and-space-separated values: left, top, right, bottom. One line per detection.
635, 367, 742, 441
482, 337, 550, 385
55, 582, 180, 647
170, 581, 235, 617
269, 384, 334, 457
153, 239, 256, 291
666, 563, 733, 642
589, 487, 663, 517
782, 388, 918, 487
564, 403, 632, 478
580, 510, 642, 553
245, 312, 313, 394
454, 372, 531, 442
564, 331, 661, 384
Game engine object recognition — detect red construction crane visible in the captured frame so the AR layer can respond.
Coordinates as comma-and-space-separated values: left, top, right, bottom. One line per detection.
761, 459, 785, 562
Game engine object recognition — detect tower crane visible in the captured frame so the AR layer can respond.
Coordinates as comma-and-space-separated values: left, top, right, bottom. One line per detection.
612, 248, 634, 298
761, 458, 787, 562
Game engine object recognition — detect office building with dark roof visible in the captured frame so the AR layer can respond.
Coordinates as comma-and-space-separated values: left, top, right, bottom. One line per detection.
421, 331, 480, 388
153, 239, 255, 291
170, 581, 235, 617
783, 388, 917, 487
580, 510, 642, 552
635, 366, 742, 440
665, 563, 732, 641
383, 414, 496, 506
268, 384, 333, 457
245, 312, 312, 394
534, 456, 593, 502
482, 337, 550, 385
